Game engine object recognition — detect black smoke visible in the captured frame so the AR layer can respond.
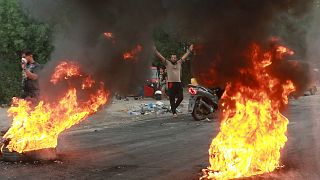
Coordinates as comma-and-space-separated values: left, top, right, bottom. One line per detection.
160, 0, 313, 94
20, 0, 313, 99
21, 0, 167, 99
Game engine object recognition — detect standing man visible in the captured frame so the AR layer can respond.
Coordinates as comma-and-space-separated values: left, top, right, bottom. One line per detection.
1, 51, 40, 135
21, 51, 41, 102
155, 44, 193, 117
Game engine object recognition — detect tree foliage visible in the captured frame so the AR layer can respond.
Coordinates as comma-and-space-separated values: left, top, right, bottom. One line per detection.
153, 27, 194, 85
0, 0, 53, 104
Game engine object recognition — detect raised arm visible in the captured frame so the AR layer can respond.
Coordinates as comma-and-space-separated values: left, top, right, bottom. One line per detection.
181, 44, 194, 62
154, 46, 166, 63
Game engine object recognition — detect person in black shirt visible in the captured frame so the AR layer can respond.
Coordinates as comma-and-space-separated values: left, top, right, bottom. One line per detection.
1, 51, 40, 135
21, 51, 41, 101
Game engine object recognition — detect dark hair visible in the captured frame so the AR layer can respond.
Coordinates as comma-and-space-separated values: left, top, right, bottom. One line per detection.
24, 50, 33, 56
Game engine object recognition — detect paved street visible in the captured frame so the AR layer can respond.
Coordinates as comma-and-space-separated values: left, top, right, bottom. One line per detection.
0, 93, 319, 180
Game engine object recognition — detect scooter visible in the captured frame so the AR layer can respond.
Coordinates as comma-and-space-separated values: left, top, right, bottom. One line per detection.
188, 84, 223, 121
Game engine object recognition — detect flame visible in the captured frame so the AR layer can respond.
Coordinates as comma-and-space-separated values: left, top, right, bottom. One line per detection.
276, 46, 294, 59
123, 44, 143, 60
202, 43, 295, 179
50, 61, 81, 84
82, 75, 95, 90
3, 61, 108, 153
103, 32, 113, 39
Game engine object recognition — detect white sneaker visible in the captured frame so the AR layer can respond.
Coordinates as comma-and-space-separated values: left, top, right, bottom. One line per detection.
173, 113, 178, 118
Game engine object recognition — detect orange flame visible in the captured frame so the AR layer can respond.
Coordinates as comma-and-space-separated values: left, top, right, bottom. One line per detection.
50, 61, 81, 84
82, 75, 95, 90
103, 32, 113, 39
276, 46, 294, 59
123, 44, 143, 60
202, 43, 295, 179
3, 61, 108, 153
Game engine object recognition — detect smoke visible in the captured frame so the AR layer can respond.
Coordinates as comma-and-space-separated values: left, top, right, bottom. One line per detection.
306, 2, 320, 68
305, 1, 320, 173
20, 0, 314, 98
159, 0, 313, 95
21, 0, 166, 98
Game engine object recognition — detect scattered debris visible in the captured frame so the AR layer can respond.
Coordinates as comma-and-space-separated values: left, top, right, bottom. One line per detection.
54, 160, 63, 164
127, 101, 171, 116
0, 104, 8, 108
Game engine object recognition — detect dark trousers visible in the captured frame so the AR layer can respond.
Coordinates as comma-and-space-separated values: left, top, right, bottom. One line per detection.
22, 88, 39, 104
168, 82, 183, 114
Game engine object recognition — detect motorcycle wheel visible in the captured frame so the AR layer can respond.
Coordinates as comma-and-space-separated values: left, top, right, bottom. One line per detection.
310, 86, 317, 95
192, 99, 208, 121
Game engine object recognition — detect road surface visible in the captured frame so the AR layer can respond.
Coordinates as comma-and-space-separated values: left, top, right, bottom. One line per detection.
0, 94, 319, 180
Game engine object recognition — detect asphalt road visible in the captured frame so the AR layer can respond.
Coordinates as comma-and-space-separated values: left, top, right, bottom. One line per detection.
0, 94, 319, 180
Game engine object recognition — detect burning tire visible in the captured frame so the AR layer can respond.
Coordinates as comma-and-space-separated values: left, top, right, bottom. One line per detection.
1, 144, 23, 162
1, 140, 57, 162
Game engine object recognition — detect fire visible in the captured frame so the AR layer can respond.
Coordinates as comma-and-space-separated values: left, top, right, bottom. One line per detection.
202, 43, 296, 179
103, 32, 113, 39
123, 44, 143, 60
276, 46, 294, 59
3, 61, 108, 153
82, 75, 95, 89
50, 61, 81, 84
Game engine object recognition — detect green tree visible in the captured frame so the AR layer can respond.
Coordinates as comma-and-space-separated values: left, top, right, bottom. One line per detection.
153, 27, 193, 85
0, 0, 53, 104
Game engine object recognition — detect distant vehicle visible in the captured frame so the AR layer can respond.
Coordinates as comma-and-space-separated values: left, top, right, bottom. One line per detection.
287, 60, 318, 96
115, 67, 162, 100
144, 67, 161, 98
305, 68, 318, 96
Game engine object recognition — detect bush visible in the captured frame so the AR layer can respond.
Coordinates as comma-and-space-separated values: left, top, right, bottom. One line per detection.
0, 0, 53, 104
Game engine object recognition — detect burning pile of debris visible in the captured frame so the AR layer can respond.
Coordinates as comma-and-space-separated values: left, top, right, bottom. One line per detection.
0, 139, 57, 162
0, 61, 108, 162
200, 43, 301, 179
